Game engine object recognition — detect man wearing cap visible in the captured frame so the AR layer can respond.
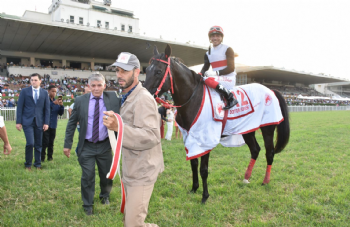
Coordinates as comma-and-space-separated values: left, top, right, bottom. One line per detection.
103, 52, 164, 227
63, 73, 121, 216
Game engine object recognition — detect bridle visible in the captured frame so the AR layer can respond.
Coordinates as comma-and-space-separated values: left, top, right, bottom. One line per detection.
151, 57, 202, 108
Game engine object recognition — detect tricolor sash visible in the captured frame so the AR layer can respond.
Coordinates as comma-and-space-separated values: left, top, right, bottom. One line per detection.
106, 113, 126, 213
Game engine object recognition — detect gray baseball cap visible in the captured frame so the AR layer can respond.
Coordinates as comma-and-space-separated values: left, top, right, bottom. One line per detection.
110, 52, 140, 71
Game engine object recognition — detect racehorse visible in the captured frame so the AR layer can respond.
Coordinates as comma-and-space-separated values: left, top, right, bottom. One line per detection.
143, 45, 290, 204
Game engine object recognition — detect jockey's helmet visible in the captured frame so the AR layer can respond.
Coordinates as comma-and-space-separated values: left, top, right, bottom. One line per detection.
208, 26, 224, 37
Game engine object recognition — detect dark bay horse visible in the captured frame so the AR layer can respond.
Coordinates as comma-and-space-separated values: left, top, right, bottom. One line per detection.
143, 45, 290, 203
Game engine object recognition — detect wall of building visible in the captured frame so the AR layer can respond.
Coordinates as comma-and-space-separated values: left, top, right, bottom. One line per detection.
20, 58, 30, 66
0, 57, 7, 65
52, 2, 139, 33
52, 60, 62, 68
23, 11, 51, 22
81, 62, 90, 69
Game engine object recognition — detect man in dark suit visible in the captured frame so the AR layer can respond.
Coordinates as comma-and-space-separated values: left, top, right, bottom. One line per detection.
63, 73, 121, 216
16, 73, 50, 170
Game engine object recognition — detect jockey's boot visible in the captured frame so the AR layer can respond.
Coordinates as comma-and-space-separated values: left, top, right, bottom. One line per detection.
215, 84, 238, 110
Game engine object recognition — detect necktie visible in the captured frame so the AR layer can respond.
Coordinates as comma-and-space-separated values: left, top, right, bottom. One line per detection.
34, 90, 38, 104
92, 97, 100, 143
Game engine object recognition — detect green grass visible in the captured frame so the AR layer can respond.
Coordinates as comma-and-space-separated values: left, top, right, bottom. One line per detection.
0, 111, 350, 226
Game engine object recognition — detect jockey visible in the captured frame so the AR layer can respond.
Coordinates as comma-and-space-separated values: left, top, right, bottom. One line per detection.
200, 25, 238, 109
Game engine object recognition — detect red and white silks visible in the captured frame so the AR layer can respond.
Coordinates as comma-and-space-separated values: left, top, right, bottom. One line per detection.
106, 113, 126, 213
207, 44, 235, 75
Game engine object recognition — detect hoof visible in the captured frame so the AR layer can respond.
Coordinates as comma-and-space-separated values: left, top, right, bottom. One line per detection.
261, 182, 269, 186
201, 195, 209, 204
243, 179, 250, 184
190, 189, 197, 194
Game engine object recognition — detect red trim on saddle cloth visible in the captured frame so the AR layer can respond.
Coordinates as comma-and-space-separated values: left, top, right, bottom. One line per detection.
183, 86, 210, 160
211, 60, 227, 69
186, 148, 213, 161
189, 85, 206, 129
238, 118, 285, 135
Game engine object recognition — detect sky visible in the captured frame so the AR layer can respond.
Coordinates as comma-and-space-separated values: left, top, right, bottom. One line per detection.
1, 0, 350, 80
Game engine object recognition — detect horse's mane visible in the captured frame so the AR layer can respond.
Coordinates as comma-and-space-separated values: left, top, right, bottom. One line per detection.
149, 54, 201, 81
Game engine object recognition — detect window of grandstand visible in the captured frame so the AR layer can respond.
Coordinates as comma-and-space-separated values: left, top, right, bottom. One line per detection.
97, 20, 101, 27
121, 24, 125, 31
40, 60, 53, 67
7, 58, 21, 66
70, 16, 74, 23
79, 17, 83, 25
105, 21, 109, 28
70, 62, 82, 69
128, 26, 132, 33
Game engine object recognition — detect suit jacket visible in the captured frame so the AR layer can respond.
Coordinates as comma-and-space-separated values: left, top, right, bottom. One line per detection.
16, 86, 50, 127
120, 82, 164, 186
64, 91, 121, 156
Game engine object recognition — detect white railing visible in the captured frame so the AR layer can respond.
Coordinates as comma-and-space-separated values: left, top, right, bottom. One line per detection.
288, 105, 350, 112
1, 107, 70, 121
1, 105, 349, 121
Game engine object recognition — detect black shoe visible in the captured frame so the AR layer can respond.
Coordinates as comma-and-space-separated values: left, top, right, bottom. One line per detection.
215, 84, 238, 110
84, 209, 93, 216
100, 197, 110, 205
223, 93, 239, 110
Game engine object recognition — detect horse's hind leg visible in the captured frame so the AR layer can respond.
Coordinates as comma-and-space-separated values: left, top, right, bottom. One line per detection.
190, 158, 199, 193
200, 153, 210, 204
260, 125, 276, 185
242, 131, 261, 183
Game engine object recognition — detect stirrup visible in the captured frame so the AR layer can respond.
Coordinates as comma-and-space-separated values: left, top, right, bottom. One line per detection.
223, 97, 238, 110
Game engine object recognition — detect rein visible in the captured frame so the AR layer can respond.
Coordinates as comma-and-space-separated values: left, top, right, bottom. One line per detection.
152, 57, 202, 108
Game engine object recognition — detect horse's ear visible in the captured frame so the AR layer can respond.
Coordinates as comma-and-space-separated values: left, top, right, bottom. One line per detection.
153, 45, 159, 55
165, 44, 172, 59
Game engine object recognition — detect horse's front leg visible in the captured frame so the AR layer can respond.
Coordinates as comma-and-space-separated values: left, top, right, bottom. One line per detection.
242, 132, 261, 183
190, 158, 199, 193
200, 153, 210, 204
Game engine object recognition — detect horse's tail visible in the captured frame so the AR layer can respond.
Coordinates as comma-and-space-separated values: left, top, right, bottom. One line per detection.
273, 89, 290, 154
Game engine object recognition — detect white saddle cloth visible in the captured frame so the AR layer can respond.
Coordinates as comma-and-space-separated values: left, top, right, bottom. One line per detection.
177, 83, 284, 160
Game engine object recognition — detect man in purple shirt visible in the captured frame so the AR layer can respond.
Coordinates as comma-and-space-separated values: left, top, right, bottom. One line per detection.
63, 73, 121, 216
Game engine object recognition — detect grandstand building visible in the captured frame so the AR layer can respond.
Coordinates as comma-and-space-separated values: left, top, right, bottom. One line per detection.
0, 0, 207, 81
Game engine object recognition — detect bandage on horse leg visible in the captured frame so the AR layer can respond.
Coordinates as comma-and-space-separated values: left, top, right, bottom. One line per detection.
262, 165, 272, 185
244, 158, 256, 180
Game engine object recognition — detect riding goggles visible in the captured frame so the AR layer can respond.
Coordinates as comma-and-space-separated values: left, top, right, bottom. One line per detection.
208, 26, 224, 36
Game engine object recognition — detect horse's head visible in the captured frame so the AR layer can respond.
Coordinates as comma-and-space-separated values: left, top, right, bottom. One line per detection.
143, 44, 172, 96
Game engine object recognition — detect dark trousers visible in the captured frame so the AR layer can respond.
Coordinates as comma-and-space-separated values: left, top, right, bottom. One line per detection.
41, 127, 57, 161
78, 139, 113, 209
22, 119, 43, 167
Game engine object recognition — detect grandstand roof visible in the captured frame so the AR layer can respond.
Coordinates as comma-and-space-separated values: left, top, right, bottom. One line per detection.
1, 13, 348, 86
0, 13, 207, 66
237, 66, 348, 85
